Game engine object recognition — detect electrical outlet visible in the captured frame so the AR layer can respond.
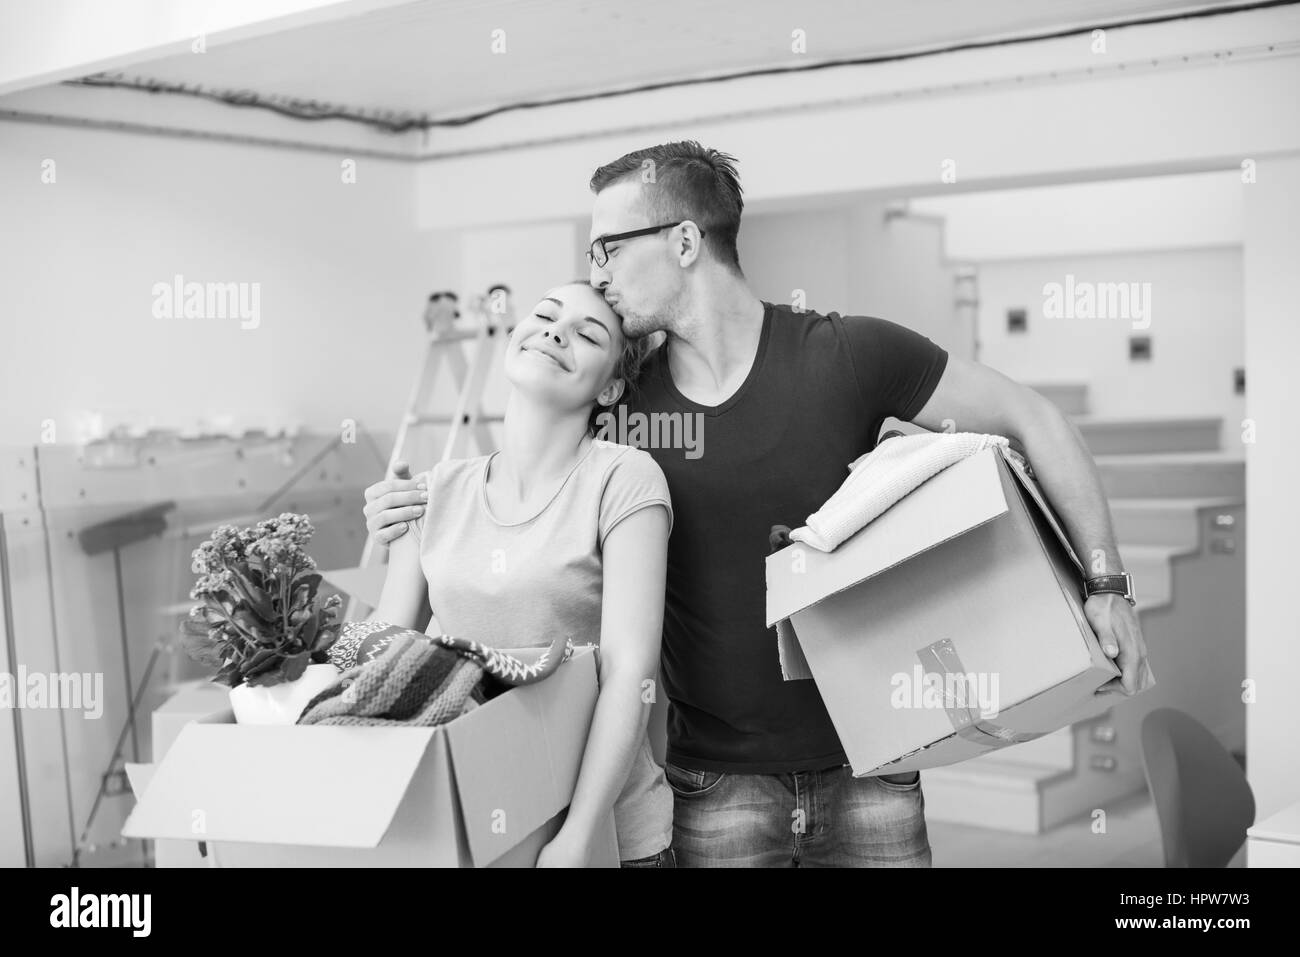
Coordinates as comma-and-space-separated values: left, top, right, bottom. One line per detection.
1089, 724, 1117, 744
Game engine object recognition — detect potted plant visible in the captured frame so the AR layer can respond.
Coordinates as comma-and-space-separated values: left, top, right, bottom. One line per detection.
181, 513, 344, 724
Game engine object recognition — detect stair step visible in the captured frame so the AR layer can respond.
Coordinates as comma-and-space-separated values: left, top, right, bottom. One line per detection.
925, 758, 1071, 792
965, 725, 1074, 771
1027, 383, 1089, 416
921, 759, 1068, 832
1072, 416, 1221, 455
1113, 544, 1181, 611
1094, 452, 1244, 499
1110, 496, 1244, 549
921, 722, 1148, 833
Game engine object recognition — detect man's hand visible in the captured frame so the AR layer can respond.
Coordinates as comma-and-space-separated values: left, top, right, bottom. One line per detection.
1085, 593, 1154, 696
362, 460, 428, 546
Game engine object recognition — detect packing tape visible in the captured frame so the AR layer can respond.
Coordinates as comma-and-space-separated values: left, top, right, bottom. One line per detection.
916, 638, 1044, 751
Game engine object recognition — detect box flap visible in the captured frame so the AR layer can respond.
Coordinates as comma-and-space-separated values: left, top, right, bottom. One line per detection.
766, 448, 1009, 625
444, 646, 598, 867
319, 564, 387, 609
152, 682, 230, 717
122, 723, 437, 847
124, 762, 154, 797
1000, 448, 1086, 578
775, 619, 814, 681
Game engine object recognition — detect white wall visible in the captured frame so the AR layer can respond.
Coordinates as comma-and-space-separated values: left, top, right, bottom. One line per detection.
739, 201, 965, 357
0, 121, 433, 448
1243, 157, 1300, 825
412, 54, 1300, 229
975, 248, 1244, 433
740, 208, 851, 315
911, 171, 1244, 261
852, 208, 963, 357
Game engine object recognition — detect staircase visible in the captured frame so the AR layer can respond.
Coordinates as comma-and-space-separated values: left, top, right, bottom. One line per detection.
919, 385, 1246, 833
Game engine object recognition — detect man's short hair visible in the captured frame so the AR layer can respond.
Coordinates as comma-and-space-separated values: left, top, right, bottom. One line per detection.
589, 141, 744, 274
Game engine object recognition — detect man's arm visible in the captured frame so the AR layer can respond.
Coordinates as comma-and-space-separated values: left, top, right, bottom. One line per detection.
909, 356, 1151, 695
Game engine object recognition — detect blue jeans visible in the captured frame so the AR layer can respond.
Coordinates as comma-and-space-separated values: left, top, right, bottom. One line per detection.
666, 762, 932, 867
620, 847, 677, 868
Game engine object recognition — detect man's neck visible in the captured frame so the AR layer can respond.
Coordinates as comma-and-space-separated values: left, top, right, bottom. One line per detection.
666, 275, 766, 407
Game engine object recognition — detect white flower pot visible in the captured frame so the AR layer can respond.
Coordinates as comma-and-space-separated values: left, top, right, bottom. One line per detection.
228, 663, 341, 725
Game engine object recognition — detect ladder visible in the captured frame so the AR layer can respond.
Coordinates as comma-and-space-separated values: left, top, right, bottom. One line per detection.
333, 294, 513, 618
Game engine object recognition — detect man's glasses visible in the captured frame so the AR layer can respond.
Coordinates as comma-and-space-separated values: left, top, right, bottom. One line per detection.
585, 221, 705, 268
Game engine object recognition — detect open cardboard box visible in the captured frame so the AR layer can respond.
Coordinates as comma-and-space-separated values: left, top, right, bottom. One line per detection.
766, 444, 1152, 776
123, 644, 618, 867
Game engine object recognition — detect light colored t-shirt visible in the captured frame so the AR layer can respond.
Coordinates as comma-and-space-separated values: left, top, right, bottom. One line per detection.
410, 438, 674, 861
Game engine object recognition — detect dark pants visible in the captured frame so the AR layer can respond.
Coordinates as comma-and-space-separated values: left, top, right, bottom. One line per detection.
667, 762, 932, 867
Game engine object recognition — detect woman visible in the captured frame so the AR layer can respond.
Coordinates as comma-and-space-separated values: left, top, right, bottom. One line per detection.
370, 280, 675, 868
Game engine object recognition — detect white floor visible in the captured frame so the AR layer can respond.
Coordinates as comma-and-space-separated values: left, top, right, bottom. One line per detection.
77, 785, 1255, 869
929, 788, 1166, 867
930, 788, 1249, 868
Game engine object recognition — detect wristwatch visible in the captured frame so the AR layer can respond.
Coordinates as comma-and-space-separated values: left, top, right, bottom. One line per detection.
1084, 572, 1136, 606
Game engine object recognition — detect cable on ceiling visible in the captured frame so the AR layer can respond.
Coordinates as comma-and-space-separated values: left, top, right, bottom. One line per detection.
61, 0, 1299, 135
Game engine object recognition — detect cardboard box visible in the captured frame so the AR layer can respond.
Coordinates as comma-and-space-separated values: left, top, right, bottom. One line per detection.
123, 645, 618, 867
766, 445, 1143, 776
149, 682, 233, 868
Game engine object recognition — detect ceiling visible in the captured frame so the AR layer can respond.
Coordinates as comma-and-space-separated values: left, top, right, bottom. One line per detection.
84, 0, 1261, 126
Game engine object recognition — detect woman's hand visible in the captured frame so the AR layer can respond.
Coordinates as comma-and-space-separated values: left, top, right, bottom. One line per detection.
535, 828, 594, 868
368, 463, 433, 631
363, 460, 428, 546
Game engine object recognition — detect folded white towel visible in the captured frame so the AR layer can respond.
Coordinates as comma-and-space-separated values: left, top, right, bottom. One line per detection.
789, 431, 1011, 552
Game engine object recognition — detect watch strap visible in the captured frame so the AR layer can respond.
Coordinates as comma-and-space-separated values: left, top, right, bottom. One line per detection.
1084, 572, 1134, 604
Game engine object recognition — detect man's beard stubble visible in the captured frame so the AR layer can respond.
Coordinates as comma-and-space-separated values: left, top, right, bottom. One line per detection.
612, 293, 680, 341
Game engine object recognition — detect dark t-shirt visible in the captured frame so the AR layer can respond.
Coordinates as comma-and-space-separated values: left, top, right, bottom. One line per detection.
617, 301, 949, 773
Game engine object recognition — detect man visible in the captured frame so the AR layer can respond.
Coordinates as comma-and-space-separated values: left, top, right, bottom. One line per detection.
364, 141, 1150, 867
